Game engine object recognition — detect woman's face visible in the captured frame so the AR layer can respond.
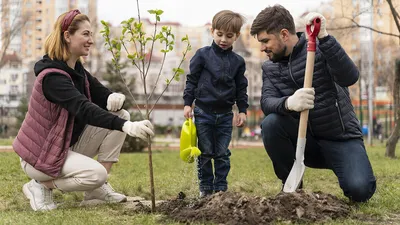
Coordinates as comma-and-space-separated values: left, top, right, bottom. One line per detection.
66, 20, 93, 58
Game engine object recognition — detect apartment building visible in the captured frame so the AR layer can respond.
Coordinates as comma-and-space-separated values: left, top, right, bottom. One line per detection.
0, 52, 28, 121
324, 0, 399, 103
1, 0, 97, 62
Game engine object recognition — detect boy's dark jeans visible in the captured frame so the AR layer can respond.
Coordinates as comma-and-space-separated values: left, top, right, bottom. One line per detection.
261, 113, 376, 202
194, 106, 233, 192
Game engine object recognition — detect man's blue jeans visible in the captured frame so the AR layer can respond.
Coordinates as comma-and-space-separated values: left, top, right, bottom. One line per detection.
194, 106, 233, 192
261, 113, 376, 202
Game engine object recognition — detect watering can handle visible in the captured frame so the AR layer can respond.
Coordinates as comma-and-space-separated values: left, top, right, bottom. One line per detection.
188, 118, 192, 132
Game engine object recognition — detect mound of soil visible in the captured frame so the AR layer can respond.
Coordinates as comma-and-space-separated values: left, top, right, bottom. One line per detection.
157, 190, 350, 224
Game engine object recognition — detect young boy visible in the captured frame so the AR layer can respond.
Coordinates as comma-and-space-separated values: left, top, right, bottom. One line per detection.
183, 10, 249, 197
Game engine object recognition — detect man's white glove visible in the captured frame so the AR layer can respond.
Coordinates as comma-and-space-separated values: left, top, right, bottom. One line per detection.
305, 12, 328, 39
286, 88, 315, 112
122, 120, 155, 141
107, 93, 125, 111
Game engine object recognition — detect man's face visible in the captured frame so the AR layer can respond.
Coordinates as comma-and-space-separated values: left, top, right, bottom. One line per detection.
211, 29, 239, 50
257, 31, 287, 63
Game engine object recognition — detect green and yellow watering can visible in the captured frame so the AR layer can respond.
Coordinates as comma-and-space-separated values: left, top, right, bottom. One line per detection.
179, 118, 201, 163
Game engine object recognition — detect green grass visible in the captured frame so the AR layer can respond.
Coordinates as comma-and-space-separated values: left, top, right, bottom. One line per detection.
0, 138, 13, 145
0, 143, 399, 224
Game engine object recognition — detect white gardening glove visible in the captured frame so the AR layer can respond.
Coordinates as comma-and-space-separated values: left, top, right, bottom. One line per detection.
305, 12, 328, 39
122, 120, 155, 141
286, 88, 315, 112
107, 93, 126, 111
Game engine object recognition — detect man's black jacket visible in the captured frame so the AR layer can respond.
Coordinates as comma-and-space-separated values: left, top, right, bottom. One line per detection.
261, 33, 362, 140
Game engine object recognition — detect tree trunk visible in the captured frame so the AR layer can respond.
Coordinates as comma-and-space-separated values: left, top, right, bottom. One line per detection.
386, 59, 400, 158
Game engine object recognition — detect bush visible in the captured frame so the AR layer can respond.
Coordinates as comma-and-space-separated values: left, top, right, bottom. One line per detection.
121, 135, 148, 153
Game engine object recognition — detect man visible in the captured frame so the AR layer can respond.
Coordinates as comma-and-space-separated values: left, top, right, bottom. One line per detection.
250, 5, 376, 202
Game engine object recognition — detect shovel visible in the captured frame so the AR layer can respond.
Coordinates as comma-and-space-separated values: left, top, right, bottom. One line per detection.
283, 18, 321, 193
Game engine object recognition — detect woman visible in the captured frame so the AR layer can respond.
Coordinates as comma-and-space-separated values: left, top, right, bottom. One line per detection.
13, 9, 154, 211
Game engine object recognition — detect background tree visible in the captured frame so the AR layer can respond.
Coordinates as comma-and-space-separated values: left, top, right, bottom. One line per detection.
15, 96, 28, 130
101, 0, 191, 211
324, 0, 400, 157
0, 1, 31, 70
103, 58, 147, 152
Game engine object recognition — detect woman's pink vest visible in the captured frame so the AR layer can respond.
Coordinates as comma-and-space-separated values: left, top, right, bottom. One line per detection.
13, 68, 91, 177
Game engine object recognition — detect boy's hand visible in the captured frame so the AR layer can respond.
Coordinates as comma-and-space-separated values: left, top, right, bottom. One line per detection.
236, 112, 247, 127
183, 105, 193, 119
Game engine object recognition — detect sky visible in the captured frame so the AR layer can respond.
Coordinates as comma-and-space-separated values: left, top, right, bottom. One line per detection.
97, 0, 331, 26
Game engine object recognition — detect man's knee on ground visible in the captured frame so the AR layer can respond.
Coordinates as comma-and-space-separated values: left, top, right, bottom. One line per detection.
261, 114, 285, 139
343, 179, 376, 202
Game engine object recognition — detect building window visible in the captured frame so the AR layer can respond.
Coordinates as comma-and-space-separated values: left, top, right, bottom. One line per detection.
11, 63, 19, 69
11, 74, 18, 81
10, 85, 19, 94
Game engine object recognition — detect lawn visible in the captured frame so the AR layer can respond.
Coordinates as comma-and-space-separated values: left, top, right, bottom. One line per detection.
0, 143, 399, 224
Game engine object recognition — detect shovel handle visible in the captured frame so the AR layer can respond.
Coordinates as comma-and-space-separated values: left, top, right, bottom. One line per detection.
298, 18, 321, 139
298, 52, 316, 138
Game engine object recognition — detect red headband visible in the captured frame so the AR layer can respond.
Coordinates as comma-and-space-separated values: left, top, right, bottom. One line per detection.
61, 9, 81, 32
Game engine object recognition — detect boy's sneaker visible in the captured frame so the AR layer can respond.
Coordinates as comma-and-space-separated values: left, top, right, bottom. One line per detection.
199, 190, 213, 198
83, 182, 127, 203
22, 179, 57, 211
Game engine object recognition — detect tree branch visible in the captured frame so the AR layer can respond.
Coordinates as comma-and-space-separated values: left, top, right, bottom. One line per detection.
327, 16, 400, 38
387, 0, 400, 34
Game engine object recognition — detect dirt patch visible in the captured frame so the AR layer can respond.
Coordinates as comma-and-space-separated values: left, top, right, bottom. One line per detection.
156, 190, 350, 224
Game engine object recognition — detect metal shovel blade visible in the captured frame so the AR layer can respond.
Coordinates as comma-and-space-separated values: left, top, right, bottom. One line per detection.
283, 137, 306, 192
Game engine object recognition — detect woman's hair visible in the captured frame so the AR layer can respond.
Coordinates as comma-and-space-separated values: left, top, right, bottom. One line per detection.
250, 5, 296, 36
212, 10, 245, 34
44, 10, 90, 61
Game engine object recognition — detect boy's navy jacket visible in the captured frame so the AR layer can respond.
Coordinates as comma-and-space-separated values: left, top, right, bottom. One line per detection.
183, 41, 249, 114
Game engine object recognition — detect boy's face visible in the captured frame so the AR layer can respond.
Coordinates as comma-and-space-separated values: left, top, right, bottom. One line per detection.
211, 28, 239, 50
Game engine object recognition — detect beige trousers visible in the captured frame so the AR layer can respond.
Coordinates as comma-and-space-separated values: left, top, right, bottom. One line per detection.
20, 109, 130, 192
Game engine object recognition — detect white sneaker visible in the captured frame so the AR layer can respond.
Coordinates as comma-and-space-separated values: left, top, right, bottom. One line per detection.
22, 179, 57, 211
83, 182, 127, 203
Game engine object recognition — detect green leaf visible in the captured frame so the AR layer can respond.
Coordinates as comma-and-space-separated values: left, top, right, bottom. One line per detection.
156, 9, 164, 15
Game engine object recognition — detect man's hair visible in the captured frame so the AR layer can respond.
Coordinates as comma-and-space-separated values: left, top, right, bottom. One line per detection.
44, 11, 90, 61
250, 5, 296, 36
212, 10, 245, 34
